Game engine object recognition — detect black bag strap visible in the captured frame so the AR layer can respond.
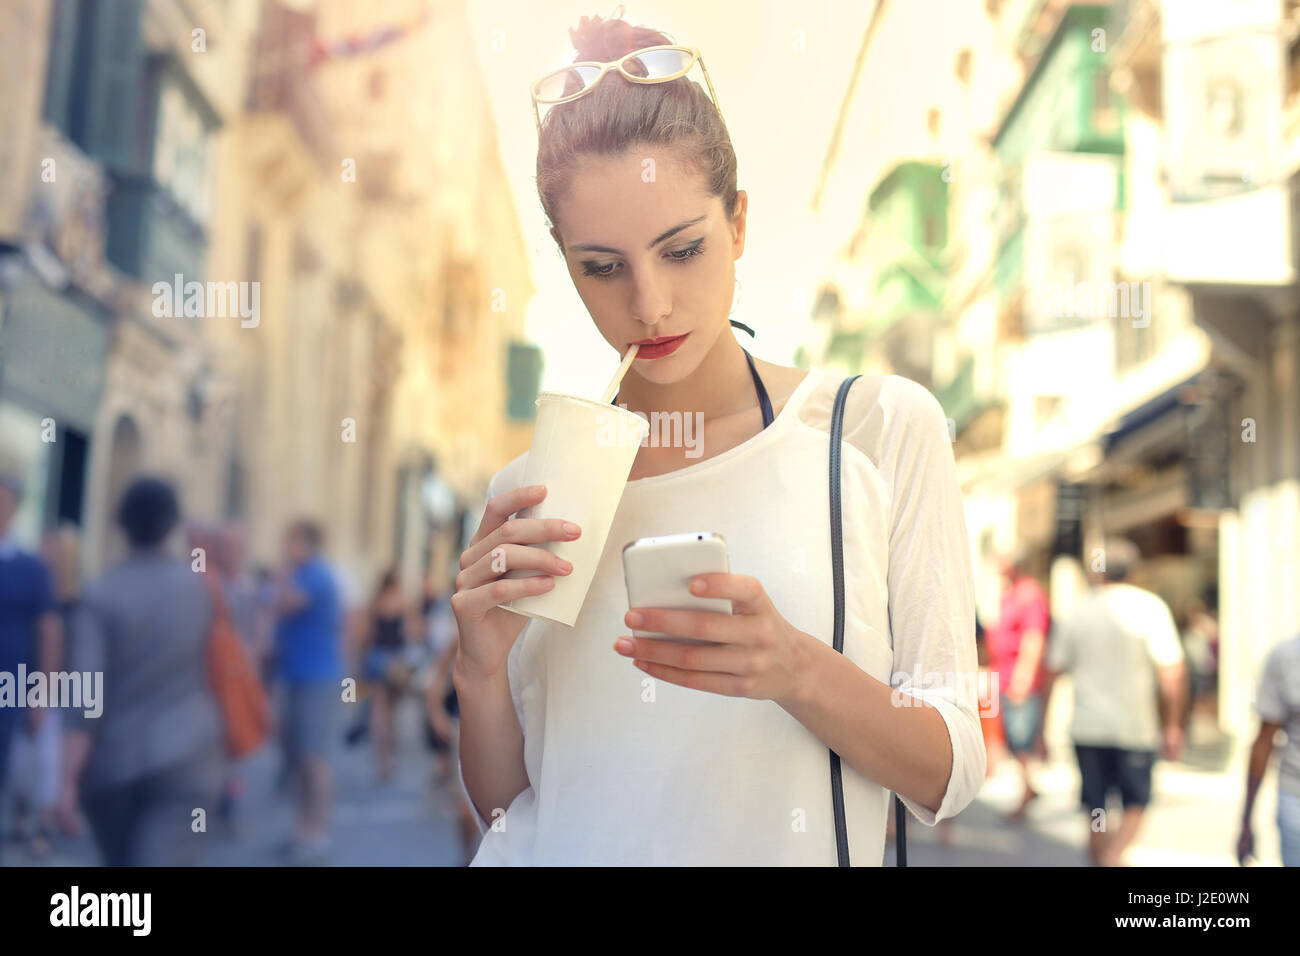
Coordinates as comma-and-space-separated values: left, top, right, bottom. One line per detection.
830, 373, 907, 867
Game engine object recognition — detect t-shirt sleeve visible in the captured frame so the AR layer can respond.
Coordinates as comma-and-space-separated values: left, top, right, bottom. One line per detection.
1255, 644, 1289, 724
1143, 594, 1185, 668
879, 376, 986, 827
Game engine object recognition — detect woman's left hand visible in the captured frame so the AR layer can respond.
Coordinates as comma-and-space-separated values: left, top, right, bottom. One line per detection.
614, 573, 814, 706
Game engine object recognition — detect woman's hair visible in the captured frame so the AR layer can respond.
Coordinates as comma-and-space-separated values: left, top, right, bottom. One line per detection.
536, 6, 738, 250
374, 568, 399, 602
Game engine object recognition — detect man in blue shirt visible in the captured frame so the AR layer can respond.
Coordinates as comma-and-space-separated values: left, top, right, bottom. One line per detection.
0, 472, 62, 865
272, 518, 342, 865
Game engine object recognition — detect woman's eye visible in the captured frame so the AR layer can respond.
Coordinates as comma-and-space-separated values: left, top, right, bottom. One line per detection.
580, 241, 706, 281
668, 240, 706, 262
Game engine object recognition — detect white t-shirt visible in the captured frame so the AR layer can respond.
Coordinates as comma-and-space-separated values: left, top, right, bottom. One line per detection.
1045, 582, 1185, 750
460, 367, 985, 865
1255, 634, 1300, 799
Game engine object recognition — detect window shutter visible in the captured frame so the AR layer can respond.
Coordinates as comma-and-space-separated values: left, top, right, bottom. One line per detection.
82, 0, 145, 174
41, 0, 81, 134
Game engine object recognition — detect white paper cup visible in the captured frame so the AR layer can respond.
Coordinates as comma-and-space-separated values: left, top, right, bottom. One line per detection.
498, 391, 649, 627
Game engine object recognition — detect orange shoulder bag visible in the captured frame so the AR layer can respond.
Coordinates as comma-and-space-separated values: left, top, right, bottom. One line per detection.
204, 572, 272, 758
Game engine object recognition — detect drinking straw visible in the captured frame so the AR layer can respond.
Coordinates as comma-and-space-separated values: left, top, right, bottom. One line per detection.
599, 343, 640, 404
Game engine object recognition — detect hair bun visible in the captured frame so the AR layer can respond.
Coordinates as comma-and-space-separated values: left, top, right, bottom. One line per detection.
569, 5, 671, 62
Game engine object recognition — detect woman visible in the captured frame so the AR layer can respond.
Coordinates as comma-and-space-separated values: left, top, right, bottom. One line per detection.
57, 477, 225, 866
419, 582, 459, 783
418, 582, 482, 865
451, 9, 984, 865
361, 569, 416, 784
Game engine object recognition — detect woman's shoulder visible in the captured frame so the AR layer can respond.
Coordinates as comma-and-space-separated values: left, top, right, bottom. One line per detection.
794, 369, 948, 465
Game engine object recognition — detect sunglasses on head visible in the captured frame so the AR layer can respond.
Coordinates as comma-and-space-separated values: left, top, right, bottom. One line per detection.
530, 44, 725, 135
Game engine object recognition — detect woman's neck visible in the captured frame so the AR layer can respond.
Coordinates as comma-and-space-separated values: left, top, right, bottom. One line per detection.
614, 325, 755, 424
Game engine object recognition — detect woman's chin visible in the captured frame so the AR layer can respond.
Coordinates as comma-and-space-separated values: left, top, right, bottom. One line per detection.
628, 349, 699, 383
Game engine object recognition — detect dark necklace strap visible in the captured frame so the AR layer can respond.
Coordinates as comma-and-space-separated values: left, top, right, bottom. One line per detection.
742, 347, 774, 429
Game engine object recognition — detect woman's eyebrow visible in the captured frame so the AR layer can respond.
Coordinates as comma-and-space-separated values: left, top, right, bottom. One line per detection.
569, 214, 707, 255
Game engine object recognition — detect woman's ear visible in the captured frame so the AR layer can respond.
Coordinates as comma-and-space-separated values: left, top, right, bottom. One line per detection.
730, 190, 748, 258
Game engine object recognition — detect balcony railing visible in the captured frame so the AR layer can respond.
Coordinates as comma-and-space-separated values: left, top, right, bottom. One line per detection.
247, 1, 337, 168
105, 176, 206, 285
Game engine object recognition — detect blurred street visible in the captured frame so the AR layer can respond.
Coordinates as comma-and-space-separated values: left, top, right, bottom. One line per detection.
1, 0, 1298, 869
3, 692, 467, 868
894, 704, 1282, 867
4, 685, 1284, 868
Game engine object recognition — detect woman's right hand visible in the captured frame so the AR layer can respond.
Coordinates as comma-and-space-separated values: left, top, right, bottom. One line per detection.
451, 484, 579, 682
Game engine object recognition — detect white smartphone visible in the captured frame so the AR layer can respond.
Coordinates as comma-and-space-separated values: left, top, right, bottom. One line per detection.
622, 532, 731, 645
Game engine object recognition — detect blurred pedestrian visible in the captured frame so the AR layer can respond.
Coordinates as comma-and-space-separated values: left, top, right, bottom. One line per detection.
419, 579, 480, 864
421, 581, 459, 785
359, 568, 419, 785
213, 522, 262, 837
1041, 537, 1186, 866
1237, 632, 1300, 866
59, 476, 226, 866
1181, 592, 1219, 722
6, 524, 81, 860
217, 524, 258, 655
0, 472, 62, 865
42, 523, 82, 644
271, 519, 343, 865
252, 566, 278, 687
975, 613, 1004, 780
987, 549, 1049, 820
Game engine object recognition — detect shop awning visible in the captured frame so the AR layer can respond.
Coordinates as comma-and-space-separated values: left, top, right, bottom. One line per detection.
1102, 372, 1200, 454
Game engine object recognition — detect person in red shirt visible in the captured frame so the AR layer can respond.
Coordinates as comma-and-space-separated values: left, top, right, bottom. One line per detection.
988, 551, 1050, 821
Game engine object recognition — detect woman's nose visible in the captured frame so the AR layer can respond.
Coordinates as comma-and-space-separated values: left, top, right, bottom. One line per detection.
628, 268, 671, 328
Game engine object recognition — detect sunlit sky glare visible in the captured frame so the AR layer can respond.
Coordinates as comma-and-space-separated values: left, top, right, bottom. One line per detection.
463, 0, 880, 396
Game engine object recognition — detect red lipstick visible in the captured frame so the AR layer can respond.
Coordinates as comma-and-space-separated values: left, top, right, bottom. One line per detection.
631, 333, 689, 359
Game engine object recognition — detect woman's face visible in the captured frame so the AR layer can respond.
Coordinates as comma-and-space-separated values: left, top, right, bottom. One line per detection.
552, 150, 747, 385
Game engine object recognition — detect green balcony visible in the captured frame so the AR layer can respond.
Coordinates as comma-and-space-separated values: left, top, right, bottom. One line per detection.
858, 161, 949, 338
993, 4, 1127, 163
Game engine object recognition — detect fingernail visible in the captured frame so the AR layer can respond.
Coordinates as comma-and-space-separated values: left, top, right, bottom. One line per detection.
557, 558, 573, 572
690, 578, 705, 593
614, 637, 633, 654
626, 611, 644, 627
563, 522, 580, 536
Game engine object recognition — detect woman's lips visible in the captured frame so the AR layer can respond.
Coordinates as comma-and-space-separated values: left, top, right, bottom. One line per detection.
632, 333, 689, 359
